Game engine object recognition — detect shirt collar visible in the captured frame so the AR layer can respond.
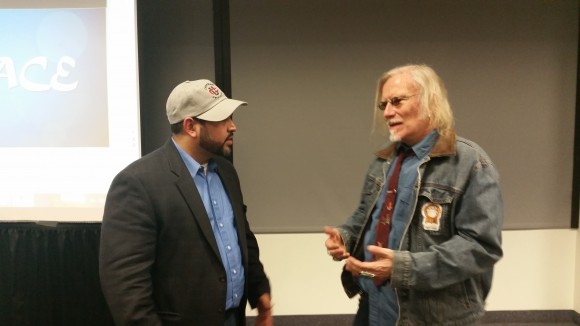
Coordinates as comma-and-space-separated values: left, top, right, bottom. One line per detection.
172, 139, 202, 176
405, 129, 438, 159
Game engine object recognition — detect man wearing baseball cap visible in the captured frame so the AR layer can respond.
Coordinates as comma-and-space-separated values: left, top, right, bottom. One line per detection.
100, 80, 273, 326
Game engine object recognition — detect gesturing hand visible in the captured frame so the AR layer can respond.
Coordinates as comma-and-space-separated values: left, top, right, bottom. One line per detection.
323, 226, 350, 261
344, 245, 394, 284
255, 293, 273, 326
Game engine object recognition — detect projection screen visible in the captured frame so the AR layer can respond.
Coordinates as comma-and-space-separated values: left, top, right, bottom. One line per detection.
0, 0, 140, 221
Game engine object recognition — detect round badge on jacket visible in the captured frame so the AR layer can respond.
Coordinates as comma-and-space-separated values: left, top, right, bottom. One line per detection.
421, 202, 442, 231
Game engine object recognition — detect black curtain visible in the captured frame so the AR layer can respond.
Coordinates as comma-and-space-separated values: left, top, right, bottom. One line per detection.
0, 222, 114, 326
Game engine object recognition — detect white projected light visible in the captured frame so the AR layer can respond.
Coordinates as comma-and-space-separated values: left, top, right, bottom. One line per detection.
0, 0, 140, 221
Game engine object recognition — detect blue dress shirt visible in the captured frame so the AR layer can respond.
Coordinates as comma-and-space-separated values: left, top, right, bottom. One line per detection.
174, 140, 245, 310
359, 130, 438, 325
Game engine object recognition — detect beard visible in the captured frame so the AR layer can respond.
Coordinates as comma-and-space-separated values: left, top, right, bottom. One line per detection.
389, 132, 401, 142
388, 128, 401, 142
199, 129, 233, 159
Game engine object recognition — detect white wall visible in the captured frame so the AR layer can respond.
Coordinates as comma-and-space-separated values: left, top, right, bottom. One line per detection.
246, 229, 578, 316
576, 229, 580, 313
487, 230, 577, 311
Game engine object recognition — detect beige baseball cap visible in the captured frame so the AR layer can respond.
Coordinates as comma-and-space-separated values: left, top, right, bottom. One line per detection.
166, 79, 247, 123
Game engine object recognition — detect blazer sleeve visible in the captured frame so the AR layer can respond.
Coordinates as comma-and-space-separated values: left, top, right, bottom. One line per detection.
99, 169, 161, 325
242, 203, 271, 308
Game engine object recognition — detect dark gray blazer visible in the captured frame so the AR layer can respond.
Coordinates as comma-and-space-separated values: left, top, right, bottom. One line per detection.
99, 140, 270, 325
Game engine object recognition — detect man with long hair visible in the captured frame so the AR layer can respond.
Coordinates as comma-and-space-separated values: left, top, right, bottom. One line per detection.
325, 64, 503, 325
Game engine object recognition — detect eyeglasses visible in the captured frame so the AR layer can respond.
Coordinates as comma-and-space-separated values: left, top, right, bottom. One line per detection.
377, 94, 418, 110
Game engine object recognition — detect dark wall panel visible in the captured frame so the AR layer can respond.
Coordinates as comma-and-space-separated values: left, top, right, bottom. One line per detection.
230, 0, 579, 232
137, 0, 214, 155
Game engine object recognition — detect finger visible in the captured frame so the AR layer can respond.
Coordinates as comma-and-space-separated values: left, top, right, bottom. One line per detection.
345, 258, 374, 278
328, 248, 350, 257
323, 226, 338, 237
344, 257, 362, 271
366, 245, 381, 255
324, 227, 344, 248
367, 245, 393, 259
325, 237, 340, 249
329, 252, 341, 261
327, 247, 350, 259
327, 247, 341, 255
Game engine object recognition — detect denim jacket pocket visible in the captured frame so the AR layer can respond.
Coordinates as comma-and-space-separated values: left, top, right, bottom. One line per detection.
414, 187, 455, 241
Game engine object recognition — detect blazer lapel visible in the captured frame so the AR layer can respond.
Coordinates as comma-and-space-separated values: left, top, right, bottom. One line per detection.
163, 141, 222, 261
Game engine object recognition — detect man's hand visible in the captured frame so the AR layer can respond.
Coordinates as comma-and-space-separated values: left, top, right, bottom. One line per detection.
323, 226, 350, 261
255, 293, 273, 326
344, 245, 395, 284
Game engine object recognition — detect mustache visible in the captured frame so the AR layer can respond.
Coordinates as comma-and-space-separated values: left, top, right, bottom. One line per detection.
222, 133, 234, 145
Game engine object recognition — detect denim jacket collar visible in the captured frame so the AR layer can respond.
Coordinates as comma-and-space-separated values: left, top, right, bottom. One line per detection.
374, 129, 457, 160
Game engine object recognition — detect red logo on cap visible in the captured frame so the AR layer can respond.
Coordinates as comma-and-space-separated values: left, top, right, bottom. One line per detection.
207, 85, 220, 96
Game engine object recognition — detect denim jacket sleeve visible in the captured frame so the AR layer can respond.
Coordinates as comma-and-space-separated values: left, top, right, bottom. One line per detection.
337, 158, 387, 254
391, 138, 504, 291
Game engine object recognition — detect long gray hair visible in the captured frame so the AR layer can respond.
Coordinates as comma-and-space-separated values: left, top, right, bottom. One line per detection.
372, 64, 454, 138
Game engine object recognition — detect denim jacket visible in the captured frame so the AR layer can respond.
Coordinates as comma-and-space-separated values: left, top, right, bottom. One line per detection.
338, 131, 503, 325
